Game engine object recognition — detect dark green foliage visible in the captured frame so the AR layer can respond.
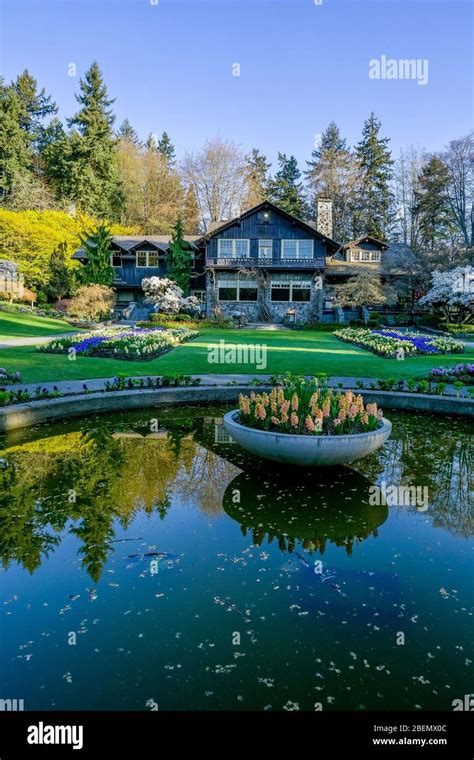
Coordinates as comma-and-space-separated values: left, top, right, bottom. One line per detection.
45, 241, 73, 300
78, 223, 114, 285
0, 80, 33, 194
267, 153, 307, 218
63, 62, 122, 218
354, 112, 394, 239
157, 131, 175, 164
413, 155, 456, 248
167, 216, 192, 294
117, 119, 140, 145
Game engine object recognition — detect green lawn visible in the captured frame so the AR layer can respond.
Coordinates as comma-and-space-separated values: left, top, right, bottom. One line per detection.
0, 327, 472, 384
0, 311, 75, 341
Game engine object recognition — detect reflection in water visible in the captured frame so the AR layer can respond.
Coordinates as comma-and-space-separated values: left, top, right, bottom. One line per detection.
0, 407, 472, 582
223, 468, 388, 556
0, 406, 472, 712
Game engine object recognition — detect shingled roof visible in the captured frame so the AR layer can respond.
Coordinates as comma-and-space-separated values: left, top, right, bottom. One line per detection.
72, 235, 201, 260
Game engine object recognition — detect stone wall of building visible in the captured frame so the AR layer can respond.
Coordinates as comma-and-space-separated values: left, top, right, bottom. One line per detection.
205, 272, 324, 323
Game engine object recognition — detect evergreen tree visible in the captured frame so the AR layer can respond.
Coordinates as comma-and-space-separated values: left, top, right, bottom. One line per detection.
182, 186, 201, 234
45, 241, 73, 300
117, 119, 140, 145
267, 153, 307, 218
66, 62, 122, 218
244, 148, 271, 208
145, 133, 158, 151
305, 121, 358, 241
413, 155, 456, 249
78, 223, 115, 286
157, 131, 175, 165
0, 79, 32, 194
354, 112, 394, 239
12, 70, 57, 143
167, 216, 192, 294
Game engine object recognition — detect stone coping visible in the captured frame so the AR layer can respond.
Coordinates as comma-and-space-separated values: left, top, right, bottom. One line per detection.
0, 385, 473, 433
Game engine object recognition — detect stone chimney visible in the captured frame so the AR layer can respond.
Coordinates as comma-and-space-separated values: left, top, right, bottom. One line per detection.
315, 197, 333, 239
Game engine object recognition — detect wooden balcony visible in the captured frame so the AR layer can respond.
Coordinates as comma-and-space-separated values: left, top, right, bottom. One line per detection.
206, 257, 324, 269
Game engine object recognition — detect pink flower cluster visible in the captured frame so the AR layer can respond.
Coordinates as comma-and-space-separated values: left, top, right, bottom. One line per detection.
238, 382, 383, 437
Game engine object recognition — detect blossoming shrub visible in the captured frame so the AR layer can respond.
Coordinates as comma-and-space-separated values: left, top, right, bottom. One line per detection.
38, 327, 198, 361
335, 327, 464, 357
238, 378, 384, 436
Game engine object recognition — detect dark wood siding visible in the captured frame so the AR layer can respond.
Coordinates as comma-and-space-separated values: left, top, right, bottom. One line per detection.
206, 207, 327, 265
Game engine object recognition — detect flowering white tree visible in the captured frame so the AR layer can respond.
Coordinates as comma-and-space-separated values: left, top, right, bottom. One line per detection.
417, 265, 474, 323
141, 277, 200, 317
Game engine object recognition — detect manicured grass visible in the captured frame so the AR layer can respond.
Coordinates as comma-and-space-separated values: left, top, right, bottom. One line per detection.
0, 311, 75, 341
0, 327, 472, 384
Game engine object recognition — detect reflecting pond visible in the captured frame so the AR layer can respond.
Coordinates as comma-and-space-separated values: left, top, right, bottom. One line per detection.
0, 406, 472, 711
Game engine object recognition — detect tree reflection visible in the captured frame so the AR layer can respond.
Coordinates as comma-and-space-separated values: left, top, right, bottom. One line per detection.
0, 408, 471, 580
223, 468, 388, 556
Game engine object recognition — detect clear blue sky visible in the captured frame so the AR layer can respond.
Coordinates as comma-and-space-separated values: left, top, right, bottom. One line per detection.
1, 0, 472, 168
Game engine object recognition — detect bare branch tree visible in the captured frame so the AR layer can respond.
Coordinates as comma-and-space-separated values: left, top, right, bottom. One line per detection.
181, 137, 248, 228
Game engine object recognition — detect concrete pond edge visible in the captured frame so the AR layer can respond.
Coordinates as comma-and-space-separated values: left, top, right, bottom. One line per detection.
0, 385, 473, 433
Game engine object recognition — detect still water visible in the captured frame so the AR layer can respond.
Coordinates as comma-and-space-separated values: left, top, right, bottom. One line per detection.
0, 406, 472, 711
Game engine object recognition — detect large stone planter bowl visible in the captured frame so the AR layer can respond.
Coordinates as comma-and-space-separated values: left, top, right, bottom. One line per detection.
223, 410, 392, 467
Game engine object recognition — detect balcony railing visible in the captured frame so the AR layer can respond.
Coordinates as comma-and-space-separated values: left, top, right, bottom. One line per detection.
207, 257, 324, 268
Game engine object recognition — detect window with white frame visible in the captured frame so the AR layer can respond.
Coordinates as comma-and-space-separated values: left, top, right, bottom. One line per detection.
191, 290, 206, 303
281, 239, 314, 259
370, 251, 381, 262
217, 278, 258, 302
258, 239, 273, 258
217, 239, 250, 258
136, 250, 160, 267
350, 250, 360, 262
360, 251, 371, 261
270, 279, 311, 302
110, 253, 122, 267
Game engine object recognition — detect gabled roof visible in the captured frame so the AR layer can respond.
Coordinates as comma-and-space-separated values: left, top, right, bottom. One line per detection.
72, 234, 201, 260
338, 235, 389, 252
198, 201, 340, 253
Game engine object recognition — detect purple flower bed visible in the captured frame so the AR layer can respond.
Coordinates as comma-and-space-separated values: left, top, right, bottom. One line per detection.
428, 363, 474, 385
373, 329, 440, 354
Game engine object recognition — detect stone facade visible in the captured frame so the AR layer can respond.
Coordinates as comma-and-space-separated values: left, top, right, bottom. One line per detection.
206, 271, 323, 323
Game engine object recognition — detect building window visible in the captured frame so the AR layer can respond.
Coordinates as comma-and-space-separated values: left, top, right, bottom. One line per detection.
217, 279, 257, 302
350, 250, 360, 262
370, 251, 381, 262
136, 250, 160, 267
271, 280, 312, 302
292, 284, 311, 302
258, 239, 273, 259
191, 290, 206, 303
218, 285, 238, 301
110, 254, 122, 267
360, 251, 371, 261
281, 239, 314, 259
217, 239, 250, 258
239, 286, 258, 302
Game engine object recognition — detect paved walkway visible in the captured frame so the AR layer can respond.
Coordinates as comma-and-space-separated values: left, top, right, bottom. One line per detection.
0, 333, 78, 349
4, 373, 471, 398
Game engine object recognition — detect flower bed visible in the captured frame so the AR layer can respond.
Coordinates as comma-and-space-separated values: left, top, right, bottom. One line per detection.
335, 327, 464, 357
0, 368, 21, 385
37, 327, 199, 361
238, 378, 383, 436
427, 363, 474, 386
